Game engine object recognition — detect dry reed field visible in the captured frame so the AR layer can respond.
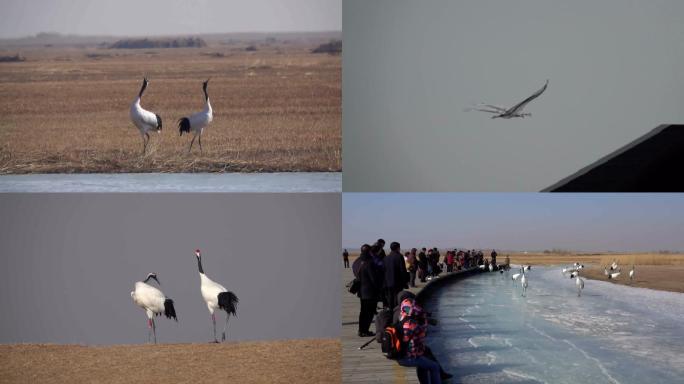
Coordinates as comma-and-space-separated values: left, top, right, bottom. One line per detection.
0, 34, 340, 173
0, 339, 341, 384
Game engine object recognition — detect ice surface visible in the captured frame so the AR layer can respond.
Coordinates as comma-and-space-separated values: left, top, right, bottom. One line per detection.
425, 266, 684, 384
0, 172, 341, 192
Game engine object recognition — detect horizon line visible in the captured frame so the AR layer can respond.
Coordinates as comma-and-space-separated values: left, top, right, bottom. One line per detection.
0, 29, 342, 41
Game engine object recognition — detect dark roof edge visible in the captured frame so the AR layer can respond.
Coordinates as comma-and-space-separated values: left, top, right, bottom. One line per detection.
541, 124, 673, 192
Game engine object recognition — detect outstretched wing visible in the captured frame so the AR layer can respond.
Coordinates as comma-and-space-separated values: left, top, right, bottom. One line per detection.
507, 80, 548, 115
479, 104, 508, 113
464, 105, 503, 114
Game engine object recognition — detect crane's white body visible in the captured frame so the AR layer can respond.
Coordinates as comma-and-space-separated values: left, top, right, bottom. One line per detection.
521, 273, 528, 297
629, 266, 635, 281
200, 272, 226, 314
131, 281, 167, 319
130, 98, 160, 138
608, 271, 621, 280
512, 273, 521, 281
466, 80, 549, 119
186, 101, 213, 135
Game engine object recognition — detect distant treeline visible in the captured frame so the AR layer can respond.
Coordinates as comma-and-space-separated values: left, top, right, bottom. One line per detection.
0, 54, 25, 62
110, 37, 207, 49
311, 39, 342, 54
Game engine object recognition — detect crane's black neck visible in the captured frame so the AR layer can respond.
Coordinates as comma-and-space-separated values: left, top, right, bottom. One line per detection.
197, 257, 204, 274
139, 80, 147, 98
203, 83, 209, 102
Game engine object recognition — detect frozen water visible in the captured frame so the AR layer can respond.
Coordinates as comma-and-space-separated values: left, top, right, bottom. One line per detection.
424, 266, 684, 384
0, 172, 341, 192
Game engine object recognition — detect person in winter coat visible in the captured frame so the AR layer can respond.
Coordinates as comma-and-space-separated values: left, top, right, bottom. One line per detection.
352, 244, 380, 337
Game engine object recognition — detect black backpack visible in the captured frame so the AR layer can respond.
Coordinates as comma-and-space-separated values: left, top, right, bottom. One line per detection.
374, 308, 393, 343
380, 319, 408, 360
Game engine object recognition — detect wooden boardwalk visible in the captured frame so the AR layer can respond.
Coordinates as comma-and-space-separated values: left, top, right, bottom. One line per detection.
341, 264, 422, 384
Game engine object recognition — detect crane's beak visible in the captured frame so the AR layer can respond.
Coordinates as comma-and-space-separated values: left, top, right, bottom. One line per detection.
152, 275, 160, 285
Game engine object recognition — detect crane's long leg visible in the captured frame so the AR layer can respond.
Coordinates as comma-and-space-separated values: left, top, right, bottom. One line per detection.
152, 318, 157, 344
147, 318, 153, 343
222, 314, 230, 342
189, 132, 198, 153
212, 313, 218, 343
198, 134, 202, 153
142, 133, 148, 155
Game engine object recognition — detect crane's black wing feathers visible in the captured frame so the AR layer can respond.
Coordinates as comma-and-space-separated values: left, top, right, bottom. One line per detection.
218, 291, 239, 316
178, 117, 190, 136
164, 298, 178, 321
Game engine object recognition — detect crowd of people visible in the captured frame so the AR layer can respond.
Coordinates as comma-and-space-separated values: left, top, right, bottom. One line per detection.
345, 241, 509, 383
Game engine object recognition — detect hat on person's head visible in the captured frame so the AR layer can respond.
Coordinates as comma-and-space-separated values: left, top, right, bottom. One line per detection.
390, 241, 400, 251
397, 290, 416, 304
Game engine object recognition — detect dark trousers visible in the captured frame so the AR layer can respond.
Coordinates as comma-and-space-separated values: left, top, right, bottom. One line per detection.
385, 286, 401, 310
358, 298, 376, 333
409, 270, 417, 287
344, 259, 350, 268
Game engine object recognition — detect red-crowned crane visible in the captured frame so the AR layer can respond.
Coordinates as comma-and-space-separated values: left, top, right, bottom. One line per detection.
178, 79, 213, 153
195, 249, 238, 343
465, 80, 549, 119
521, 269, 528, 297
130, 273, 177, 344
130, 78, 162, 154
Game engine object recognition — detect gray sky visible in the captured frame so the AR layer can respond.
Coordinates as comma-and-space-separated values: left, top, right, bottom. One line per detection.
343, 0, 684, 191
0, 0, 341, 38
343, 193, 684, 253
0, 193, 340, 345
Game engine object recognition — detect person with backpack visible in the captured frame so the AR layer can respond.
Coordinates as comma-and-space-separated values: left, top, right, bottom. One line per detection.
391, 291, 452, 381
353, 244, 380, 337
396, 297, 442, 383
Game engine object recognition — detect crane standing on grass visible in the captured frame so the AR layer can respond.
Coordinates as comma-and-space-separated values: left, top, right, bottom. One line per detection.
195, 249, 238, 343
130, 273, 177, 344
179, 79, 213, 153
130, 78, 162, 154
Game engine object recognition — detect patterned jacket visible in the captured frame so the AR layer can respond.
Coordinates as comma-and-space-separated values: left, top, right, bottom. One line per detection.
399, 298, 428, 358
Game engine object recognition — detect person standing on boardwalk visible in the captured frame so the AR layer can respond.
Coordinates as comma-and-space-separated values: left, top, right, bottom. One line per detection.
371, 242, 388, 308
384, 241, 409, 310
490, 249, 497, 269
418, 248, 428, 283
407, 248, 418, 288
343, 249, 350, 268
396, 297, 442, 384
352, 244, 379, 337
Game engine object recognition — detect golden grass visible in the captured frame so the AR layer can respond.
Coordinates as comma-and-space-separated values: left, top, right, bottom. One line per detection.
597, 254, 684, 266
0, 339, 341, 384
0, 44, 340, 173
